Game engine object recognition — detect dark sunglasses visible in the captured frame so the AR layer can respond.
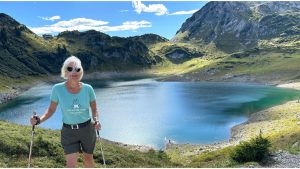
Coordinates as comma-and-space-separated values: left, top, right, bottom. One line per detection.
67, 67, 81, 72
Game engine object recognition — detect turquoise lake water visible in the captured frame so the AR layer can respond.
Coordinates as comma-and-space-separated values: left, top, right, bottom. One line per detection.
0, 79, 299, 149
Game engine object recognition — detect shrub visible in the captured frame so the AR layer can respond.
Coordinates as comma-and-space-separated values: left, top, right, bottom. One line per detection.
230, 132, 271, 163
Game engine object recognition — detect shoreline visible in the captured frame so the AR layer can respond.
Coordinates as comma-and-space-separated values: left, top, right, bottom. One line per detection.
1, 73, 300, 152
0, 71, 156, 105
1, 71, 297, 105
277, 82, 300, 90
165, 81, 300, 155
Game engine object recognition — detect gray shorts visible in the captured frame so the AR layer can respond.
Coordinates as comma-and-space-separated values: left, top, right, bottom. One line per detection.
61, 122, 96, 155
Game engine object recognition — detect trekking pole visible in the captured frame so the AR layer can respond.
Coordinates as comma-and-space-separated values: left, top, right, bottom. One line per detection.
97, 130, 106, 167
28, 112, 37, 168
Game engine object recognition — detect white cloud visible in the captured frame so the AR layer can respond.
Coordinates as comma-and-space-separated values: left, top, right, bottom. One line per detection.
100, 20, 151, 32
132, 0, 168, 16
131, 0, 198, 16
52, 18, 109, 27
120, 10, 129, 12
168, 9, 198, 15
39, 15, 61, 21
29, 18, 151, 35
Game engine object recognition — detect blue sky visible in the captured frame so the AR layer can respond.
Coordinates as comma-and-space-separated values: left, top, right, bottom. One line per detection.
0, 1, 207, 39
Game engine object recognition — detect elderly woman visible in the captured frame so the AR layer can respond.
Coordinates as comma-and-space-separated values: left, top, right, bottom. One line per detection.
30, 56, 101, 168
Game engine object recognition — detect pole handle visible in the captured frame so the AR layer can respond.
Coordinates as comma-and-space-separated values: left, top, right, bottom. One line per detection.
32, 112, 37, 129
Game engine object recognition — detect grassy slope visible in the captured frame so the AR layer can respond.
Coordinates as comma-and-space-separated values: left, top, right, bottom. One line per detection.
148, 42, 226, 77
0, 120, 180, 168
165, 100, 300, 167
233, 100, 300, 153
0, 75, 45, 92
213, 49, 300, 81
149, 35, 300, 84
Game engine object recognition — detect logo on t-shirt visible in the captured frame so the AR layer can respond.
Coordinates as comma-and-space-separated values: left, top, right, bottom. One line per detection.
72, 98, 80, 109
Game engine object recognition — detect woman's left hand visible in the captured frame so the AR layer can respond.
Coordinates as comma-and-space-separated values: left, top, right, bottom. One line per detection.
94, 121, 101, 131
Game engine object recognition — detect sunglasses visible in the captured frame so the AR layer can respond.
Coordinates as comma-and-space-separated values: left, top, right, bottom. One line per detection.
67, 67, 81, 72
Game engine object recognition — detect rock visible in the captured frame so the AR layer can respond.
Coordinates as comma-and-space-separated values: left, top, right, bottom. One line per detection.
269, 150, 300, 168
248, 164, 255, 168
292, 142, 299, 148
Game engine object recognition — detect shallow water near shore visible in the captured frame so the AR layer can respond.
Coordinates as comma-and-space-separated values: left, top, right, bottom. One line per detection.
0, 78, 299, 149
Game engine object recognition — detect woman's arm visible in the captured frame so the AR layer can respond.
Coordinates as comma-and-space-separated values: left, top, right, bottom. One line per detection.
30, 101, 57, 125
90, 100, 101, 130
90, 100, 99, 121
40, 101, 58, 123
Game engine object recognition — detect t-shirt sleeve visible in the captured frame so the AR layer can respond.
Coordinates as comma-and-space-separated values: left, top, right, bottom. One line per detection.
50, 86, 59, 103
88, 85, 96, 102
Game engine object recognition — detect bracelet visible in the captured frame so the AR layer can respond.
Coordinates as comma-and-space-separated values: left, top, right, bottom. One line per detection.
94, 120, 99, 125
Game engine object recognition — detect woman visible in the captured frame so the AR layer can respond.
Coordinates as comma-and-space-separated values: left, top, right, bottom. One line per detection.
30, 56, 101, 168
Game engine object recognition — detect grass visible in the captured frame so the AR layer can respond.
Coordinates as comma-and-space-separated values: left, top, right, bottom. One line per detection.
22, 32, 54, 52
0, 75, 44, 91
233, 100, 300, 152
157, 47, 300, 83
165, 143, 258, 168
147, 34, 300, 84
188, 147, 237, 168
149, 57, 215, 76
0, 120, 180, 168
147, 41, 227, 77
220, 51, 300, 82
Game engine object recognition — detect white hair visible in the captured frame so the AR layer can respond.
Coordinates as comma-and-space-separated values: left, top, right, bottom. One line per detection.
61, 56, 84, 80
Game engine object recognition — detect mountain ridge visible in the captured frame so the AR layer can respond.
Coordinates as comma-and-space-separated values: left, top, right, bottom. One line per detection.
0, 13, 169, 79
173, 1, 300, 53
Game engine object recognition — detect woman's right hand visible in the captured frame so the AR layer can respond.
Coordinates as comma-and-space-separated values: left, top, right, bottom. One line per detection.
30, 115, 40, 125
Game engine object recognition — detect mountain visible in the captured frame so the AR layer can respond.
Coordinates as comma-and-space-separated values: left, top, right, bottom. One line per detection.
56, 30, 160, 71
0, 13, 167, 79
173, 1, 300, 53
130, 33, 169, 46
0, 13, 52, 78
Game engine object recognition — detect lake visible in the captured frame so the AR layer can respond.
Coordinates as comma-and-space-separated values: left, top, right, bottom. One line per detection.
0, 79, 299, 149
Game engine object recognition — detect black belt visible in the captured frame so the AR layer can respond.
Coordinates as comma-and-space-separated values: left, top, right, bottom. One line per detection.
63, 119, 91, 129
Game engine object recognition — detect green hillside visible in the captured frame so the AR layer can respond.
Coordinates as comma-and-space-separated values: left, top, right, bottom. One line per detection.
151, 34, 300, 84
0, 120, 179, 167
0, 13, 166, 81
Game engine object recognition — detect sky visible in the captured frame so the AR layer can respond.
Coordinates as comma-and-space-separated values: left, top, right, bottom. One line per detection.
0, 1, 207, 39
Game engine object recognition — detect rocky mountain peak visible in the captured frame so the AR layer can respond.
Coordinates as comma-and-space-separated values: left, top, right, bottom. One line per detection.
248, 1, 300, 16
173, 1, 300, 53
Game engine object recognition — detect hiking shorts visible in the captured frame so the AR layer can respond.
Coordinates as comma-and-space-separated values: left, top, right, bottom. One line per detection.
61, 121, 96, 155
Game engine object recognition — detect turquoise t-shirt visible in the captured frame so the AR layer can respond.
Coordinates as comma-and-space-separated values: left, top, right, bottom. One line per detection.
50, 82, 96, 125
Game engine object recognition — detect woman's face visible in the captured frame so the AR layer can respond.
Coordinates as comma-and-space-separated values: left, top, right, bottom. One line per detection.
66, 62, 82, 81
